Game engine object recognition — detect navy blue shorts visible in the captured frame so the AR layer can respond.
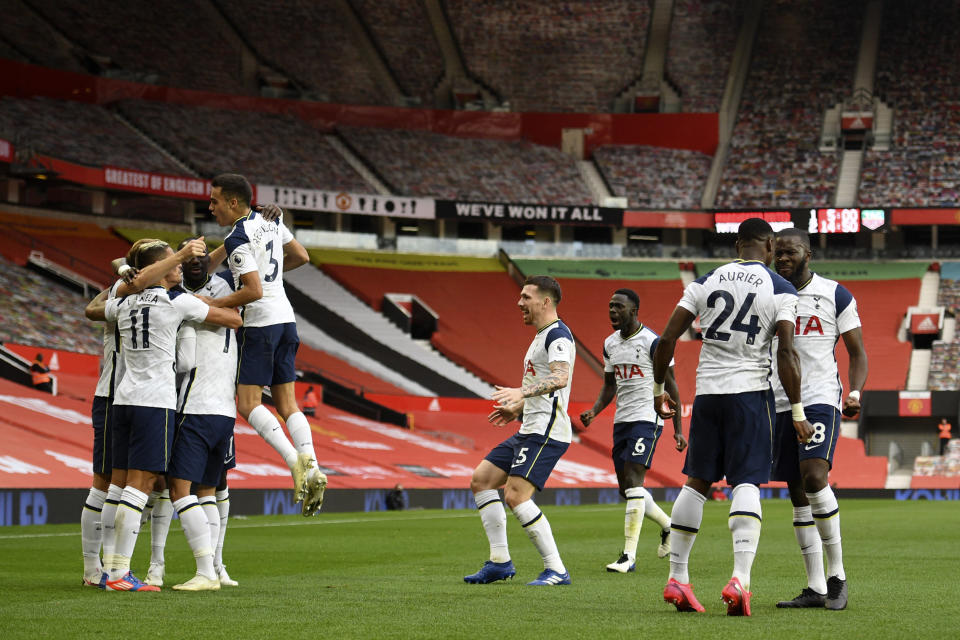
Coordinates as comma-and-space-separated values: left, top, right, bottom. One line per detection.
236, 322, 299, 386
612, 420, 663, 474
683, 389, 774, 486
168, 414, 236, 486
485, 432, 569, 491
91, 395, 114, 475
111, 404, 176, 473
771, 404, 841, 483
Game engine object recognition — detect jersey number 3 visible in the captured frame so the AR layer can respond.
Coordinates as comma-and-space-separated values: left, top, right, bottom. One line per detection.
705, 291, 760, 344
264, 240, 280, 283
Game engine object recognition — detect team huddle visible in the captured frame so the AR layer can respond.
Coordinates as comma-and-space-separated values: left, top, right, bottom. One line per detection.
79, 174, 326, 592
466, 218, 866, 616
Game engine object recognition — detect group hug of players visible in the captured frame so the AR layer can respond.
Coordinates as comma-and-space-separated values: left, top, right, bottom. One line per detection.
79, 174, 326, 592
465, 217, 866, 615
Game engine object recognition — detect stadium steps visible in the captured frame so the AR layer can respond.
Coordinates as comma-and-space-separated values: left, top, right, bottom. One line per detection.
325, 134, 392, 195
834, 149, 863, 207
918, 269, 940, 307
110, 110, 199, 177
906, 349, 932, 391
577, 160, 612, 205
333, 0, 406, 106
284, 266, 494, 398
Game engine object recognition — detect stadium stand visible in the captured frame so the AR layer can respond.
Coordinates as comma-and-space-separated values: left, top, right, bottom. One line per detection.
593, 145, 712, 209
716, 0, 862, 207
297, 342, 408, 396
0, 255, 99, 355
338, 126, 592, 203
0, 97, 184, 174
215, 0, 387, 104
665, 0, 741, 113
116, 100, 371, 190
0, 0, 86, 73
349, 0, 444, 106
858, 0, 960, 207
26, 0, 244, 92
445, 0, 650, 113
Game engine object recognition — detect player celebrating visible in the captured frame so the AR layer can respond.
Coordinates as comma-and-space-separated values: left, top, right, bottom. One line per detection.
92, 241, 241, 591
205, 174, 326, 515
580, 288, 686, 573
165, 239, 243, 591
771, 229, 867, 611
81, 237, 206, 588
465, 276, 576, 586
652, 218, 812, 616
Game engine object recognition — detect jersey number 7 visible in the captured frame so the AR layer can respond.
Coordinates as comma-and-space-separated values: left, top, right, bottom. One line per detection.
705, 291, 760, 345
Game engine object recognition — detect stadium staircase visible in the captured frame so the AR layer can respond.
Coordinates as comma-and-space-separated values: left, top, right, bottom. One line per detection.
284, 265, 494, 398
325, 134, 393, 195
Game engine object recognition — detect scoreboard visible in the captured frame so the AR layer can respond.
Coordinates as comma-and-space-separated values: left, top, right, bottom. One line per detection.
713, 208, 886, 234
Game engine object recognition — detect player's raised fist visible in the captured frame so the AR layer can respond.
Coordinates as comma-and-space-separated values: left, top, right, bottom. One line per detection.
579, 409, 595, 428
654, 392, 676, 419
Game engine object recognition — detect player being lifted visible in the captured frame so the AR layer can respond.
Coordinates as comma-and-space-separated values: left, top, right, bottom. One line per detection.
205, 174, 326, 515
652, 218, 812, 616
465, 276, 576, 586
579, 288, 686, 573
771, 229, 867, 611
81, 237, 207, 589
90, 241, 241, 591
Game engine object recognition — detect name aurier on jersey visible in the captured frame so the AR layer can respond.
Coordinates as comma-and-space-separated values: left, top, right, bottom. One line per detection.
716, 271, 763, 287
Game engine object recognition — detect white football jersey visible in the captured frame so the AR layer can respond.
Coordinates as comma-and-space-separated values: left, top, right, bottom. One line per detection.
603, 324, 673, 424
678, 259, 798, 395
771, 273, 861, 411
94, 279, 124, 399
177, 271, 238, 418
105, 286, 209, 409
223, 209, 296, 327
518, 319, 576, 443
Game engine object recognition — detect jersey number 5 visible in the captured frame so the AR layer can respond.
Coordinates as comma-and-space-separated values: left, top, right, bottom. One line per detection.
705, 291, 760, 344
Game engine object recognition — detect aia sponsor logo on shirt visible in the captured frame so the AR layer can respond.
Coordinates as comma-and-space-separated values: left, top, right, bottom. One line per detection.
795, 315, 825, 336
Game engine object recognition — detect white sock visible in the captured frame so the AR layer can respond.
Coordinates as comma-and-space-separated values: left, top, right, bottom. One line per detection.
792, 505, 826, 593
640, 487, 671, 530
101, 484, 124, 574
512, 500, 565, 573
668, 485, 706, 584
140, 490, 160, 526
150, 489, 172, 567
111, 486, 148, 580
623, 487, 646, 559
807, 486, 845, 580
174, 496, 216, 580
248, 404, 299, 470
80, 487, 106, 577
215, 489, 230, 569
286, 412, 319, 471
729, 484, 762, 591
474, 490, 510, 563
199, 496, 220, 554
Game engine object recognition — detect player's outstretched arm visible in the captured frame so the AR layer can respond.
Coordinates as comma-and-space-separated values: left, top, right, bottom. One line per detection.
775, 319, 814, 442
282, 238, 309, 272
841, 326, 868, 416
206, 271, 262, 309
84, 288, 111, 321
664, 366, 687, 451
652, 306, 694, 418
202, 305, 242, 330
117, 238, 206, 297
580, 372, 616, 428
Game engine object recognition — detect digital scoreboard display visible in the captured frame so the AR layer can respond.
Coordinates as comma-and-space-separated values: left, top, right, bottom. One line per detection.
713, 208, 885, 234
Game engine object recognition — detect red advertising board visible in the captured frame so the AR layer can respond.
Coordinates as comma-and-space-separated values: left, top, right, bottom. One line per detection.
103, 167, 213, 200
892, 209, 960, 225
623, 210, 714, 229
898, 391, 932, 417
910, 313, 941, 335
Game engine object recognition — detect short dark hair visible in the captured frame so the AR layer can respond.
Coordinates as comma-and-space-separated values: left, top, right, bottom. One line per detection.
212, 173, 253, 208
524, 275, 562, 305
613, 288, 640, 311
737, 217, 774, 243
777, 227, 811, 249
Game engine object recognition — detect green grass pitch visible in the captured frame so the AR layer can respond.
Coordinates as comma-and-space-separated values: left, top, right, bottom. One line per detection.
0, 499, 956, 639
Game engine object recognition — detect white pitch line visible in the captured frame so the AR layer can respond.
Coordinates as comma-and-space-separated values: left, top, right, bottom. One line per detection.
0, 504, 624, 540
